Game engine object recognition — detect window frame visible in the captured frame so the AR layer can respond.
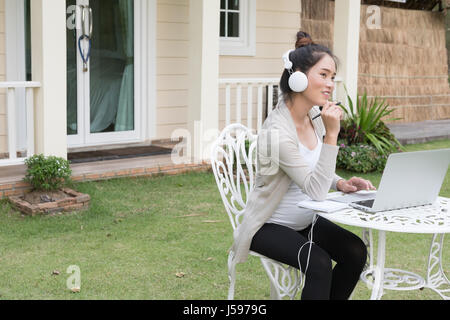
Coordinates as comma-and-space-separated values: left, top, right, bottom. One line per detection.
220, 0, 256, 56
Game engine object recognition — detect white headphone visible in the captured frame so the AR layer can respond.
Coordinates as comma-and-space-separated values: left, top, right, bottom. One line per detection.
282, 49, 308, 93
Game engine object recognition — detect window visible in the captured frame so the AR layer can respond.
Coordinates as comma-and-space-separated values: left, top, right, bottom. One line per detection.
220, 0, 240, 38
220, 0, 255, 56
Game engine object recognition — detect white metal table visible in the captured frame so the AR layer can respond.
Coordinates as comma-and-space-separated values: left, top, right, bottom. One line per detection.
317, 196, 450, 300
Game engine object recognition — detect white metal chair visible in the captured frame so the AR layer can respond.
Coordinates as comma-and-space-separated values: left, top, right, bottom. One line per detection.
210, 123, 303, 300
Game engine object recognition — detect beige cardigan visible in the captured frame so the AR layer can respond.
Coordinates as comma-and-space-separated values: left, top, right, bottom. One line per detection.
231, 99, 343, 264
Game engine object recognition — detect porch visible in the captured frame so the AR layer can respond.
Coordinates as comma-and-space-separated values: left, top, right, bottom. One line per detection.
2, 111, 449, 200
2, 104, 449, 200
0, 0, 365, 198
0, 77, 285, 199
0, 152, 211, 199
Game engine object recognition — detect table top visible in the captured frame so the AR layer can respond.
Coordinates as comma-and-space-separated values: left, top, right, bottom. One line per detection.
317, 196, 450, 234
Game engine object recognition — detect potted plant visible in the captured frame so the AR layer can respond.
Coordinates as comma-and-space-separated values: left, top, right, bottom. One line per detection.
8, 154, 90, 216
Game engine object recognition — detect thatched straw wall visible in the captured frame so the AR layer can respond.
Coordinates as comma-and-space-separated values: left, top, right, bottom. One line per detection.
301, 0, 450, 123
301, 0, 335, 50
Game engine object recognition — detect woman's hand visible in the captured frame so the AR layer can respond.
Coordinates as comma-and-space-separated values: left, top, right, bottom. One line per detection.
337, 177, 377, 193
321, 101, 343, 145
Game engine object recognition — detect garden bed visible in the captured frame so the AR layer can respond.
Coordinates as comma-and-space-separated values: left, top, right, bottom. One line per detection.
8, 188, 90, 216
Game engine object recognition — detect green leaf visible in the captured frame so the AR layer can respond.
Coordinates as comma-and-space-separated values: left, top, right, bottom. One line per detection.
23, 154, 72, 191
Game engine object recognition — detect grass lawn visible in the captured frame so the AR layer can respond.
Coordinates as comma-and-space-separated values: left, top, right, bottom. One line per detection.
0, 139, 449, 300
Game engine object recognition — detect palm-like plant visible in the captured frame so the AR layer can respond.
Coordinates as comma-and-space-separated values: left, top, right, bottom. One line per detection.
339, 91, 405, 155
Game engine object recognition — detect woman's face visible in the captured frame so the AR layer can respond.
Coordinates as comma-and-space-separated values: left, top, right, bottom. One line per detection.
302, 55, 336, 106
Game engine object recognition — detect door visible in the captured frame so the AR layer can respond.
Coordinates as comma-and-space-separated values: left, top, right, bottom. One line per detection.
67, 0, 139, 147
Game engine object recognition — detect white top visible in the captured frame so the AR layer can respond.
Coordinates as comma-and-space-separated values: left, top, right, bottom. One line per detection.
266, 132, 323, 231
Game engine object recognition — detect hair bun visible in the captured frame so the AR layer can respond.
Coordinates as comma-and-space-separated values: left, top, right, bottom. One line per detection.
295, 31, 314, 49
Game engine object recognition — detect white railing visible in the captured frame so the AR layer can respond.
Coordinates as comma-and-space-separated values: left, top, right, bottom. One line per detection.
219, 77, 343, 133
219, 78, 279, 133
0, 81, 41, 166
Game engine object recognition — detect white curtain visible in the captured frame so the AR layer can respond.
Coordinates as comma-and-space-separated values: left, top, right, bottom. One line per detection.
66, 0, 134, 134
115, 0, 134, 131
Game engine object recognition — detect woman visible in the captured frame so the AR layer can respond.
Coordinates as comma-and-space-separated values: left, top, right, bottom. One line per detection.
231, 31, 376, 300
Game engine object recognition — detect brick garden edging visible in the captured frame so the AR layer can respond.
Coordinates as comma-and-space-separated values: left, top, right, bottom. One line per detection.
0, 161, 212, 200
9, 188, 90, 216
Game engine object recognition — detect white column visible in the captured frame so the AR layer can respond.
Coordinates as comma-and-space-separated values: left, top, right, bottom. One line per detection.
5, 0, 27, 152
333, 0, 361, 112
188, 0, 220, 163
31, 0, 67, 159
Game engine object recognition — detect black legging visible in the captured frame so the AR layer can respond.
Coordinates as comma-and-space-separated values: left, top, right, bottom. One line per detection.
250, 216, 367, 300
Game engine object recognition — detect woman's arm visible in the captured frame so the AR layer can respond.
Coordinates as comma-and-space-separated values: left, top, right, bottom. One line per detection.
258, 131, 339, 201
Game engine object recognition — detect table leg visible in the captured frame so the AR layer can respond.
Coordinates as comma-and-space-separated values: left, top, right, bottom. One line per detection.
370, 230, 386, 300
426, 234, 450, 300
362, 228, 374, 271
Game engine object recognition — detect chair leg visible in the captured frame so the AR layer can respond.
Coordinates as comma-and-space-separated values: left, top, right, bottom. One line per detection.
228, 251, 236, 300
269, 280, 281, 300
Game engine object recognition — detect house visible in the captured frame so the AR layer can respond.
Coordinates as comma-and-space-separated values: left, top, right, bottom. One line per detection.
0, 0, 448, 185
0, 0, 314, 167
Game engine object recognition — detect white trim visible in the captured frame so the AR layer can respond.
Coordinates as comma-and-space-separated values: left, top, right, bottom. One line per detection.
147, 0, 157, 140
219, 78, 279, 84
27, 0, 67, 158
188, 0, 220, 162
333, 0, 360, 111
220, 0, 256, 56
137, 0, 143, 142
136, 0, 157, 142
67, 0, 86, 147
0, 82, 41, 88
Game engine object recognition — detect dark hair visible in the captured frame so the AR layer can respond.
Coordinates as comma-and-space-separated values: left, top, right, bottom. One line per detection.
280, 31, 338, 102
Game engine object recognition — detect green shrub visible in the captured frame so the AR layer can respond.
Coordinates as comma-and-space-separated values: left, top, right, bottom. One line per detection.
24, 154, 72, 191
337, 140, 387, 173
339, 91, 405, 155
337, 90, 406, 173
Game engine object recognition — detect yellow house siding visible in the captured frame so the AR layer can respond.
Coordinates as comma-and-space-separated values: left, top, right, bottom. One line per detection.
218, 0, 302, 131
0, 0, 6, 154
155, 0, 302, 140
156, 0, 189, 139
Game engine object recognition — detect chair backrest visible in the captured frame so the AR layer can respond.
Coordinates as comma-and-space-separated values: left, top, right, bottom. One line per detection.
210, 124, 258, 230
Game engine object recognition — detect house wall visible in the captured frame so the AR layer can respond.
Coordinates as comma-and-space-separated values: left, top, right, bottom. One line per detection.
156, 0, 190, 139
218, 0, 302, 131
0, 0, 6, 154
0, 0, 302, 151
301, 0, 450, 123
2, 1, 448, 155
156, 0, 302, 139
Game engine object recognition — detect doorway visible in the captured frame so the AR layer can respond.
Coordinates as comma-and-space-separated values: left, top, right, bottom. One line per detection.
67, 0, 138, 147
22, 0, 156, 149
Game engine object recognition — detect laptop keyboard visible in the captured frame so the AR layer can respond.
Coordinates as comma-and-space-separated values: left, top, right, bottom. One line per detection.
354, 199, 375, 208
331, 192, 376, 204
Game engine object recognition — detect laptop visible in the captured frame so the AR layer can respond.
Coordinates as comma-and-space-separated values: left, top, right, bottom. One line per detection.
330, 148, 450, 213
